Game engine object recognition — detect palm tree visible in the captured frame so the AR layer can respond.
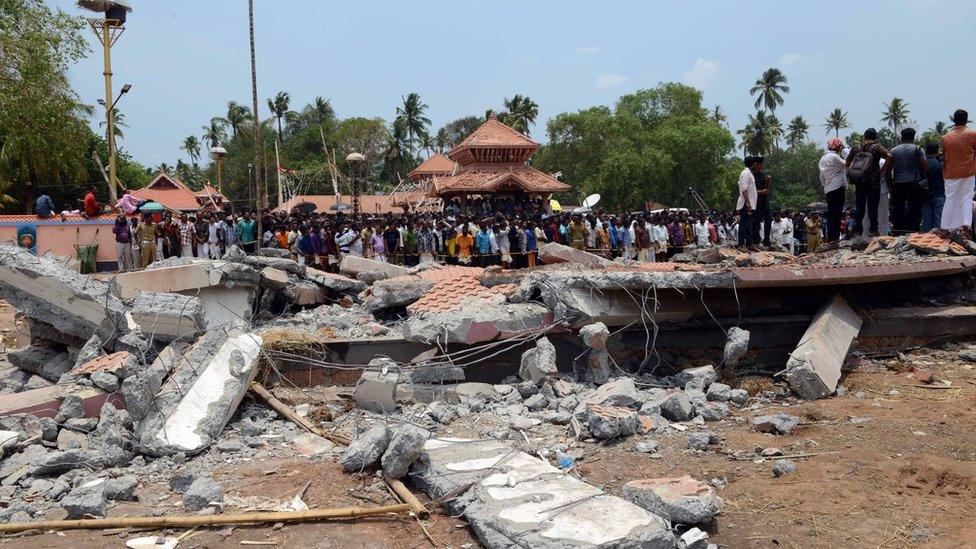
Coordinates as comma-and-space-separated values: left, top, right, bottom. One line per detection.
221, 101, 252, 139
749, 68, 790, 113
435, 127, 449, 153
418, 133, 437, 156
201, 118, 227, 149
929, 121, 948, 136
786, 116, 809, 149
768, 114, 783, 150
823, 108, 851, 137
96, 100, 128, 140
881, 97, 910, 135
182, 135, 201, 166
267, 91, 292, 143
710, 105, 728, 127
395, 92, 432, 152
308, 96, 334, 125
381, 118, 416, 182
737, 111, 777, 156
501, 94, 540, 135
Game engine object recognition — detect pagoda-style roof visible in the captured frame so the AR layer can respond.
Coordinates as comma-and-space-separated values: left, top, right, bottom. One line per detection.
408, 153, 457, 182
447, 117, 540, 166
430, 163, 571, 197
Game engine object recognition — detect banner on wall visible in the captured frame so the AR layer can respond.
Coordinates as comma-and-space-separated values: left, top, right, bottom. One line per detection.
16, 223, 37, 255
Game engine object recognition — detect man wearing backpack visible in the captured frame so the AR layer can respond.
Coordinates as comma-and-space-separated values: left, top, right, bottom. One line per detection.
889, 128, 928, 234
940, 109, 976, 236
846, 128, 892, 236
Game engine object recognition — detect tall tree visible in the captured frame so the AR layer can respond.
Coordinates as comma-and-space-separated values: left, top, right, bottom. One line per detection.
221, 101, 252, 139
248, 0, 265, 215
501, 94, 540, 135
749, 68, 790, 113
418, 133, 436, 156
785, 115, 809, 149
381, 117, 416, 183
881, 97, 910, 135
710, 105, 728, 127
395, 92, 431, 152
181, 135, 201, 166
266, 91, 292, 143
437, 116, 483, 151
823, 108, 851, 137
0, 0, 91, 211
201, 118, 227, 149
737, 111, 777, 156
308, 96, 334, 126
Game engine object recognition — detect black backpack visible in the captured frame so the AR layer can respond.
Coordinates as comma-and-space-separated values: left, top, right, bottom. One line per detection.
847, 143, 878, 185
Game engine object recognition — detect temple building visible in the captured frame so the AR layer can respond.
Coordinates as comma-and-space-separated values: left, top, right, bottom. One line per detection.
424, 116, 570, 211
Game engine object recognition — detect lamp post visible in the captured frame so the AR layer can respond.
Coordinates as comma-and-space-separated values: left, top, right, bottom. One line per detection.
345, 152, 366, 217
210, 146, 227, 193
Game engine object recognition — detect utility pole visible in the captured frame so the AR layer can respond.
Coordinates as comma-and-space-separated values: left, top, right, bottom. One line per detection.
248, 0, 264, 238
86, 16, 127, 203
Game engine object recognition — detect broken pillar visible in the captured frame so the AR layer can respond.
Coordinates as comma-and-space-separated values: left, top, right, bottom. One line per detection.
130, 292, 207, 342
133, 330, 262, 456
411, 438, 674, 548
339, 255, 409, 280
580, 322, 616, 384
722, 326, 750, 372
0, 245, 133, 344
785, 296, 862, 400
8, 344, 74, 383
518, 336, 558, 384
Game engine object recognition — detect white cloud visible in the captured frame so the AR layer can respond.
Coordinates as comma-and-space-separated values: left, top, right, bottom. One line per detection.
575, 45, 600, 55
681, 58, 720, 89
595, 73, 628, 90
779, 53, 803, 66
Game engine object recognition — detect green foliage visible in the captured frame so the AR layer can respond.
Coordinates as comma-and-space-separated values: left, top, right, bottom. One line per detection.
499, 95, 539, 136
737, 111, 780, 156
762, 143, 824, 209
749, 68, 790, 113
436, 116, 482, 152
786, 116, 810, 149
823, 108, 850, 138
533, 82, 736, 211
881, 97, 910, 134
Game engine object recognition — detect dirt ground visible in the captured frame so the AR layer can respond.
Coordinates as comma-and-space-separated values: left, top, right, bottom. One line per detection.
2, 294, 975, 547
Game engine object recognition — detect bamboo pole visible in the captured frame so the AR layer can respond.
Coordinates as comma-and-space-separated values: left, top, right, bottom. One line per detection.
248, 382, 350, 445
385, 477, 430, 519
0, 504, 412, 534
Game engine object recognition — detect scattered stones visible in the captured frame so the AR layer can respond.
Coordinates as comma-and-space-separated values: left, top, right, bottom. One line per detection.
581, 404, 640, 439
673, 365, 718, 389
380, 425, 430, 479
103, 475, 139, 501
687, 432, 713, 451
705, 383, 732, 402
659, 392, 694, 422
583, 377, 643, 409
340, 425, 390, 473
58, 394, 85, 420
752, 413, 801, 435
634, 440, 660, 453
168, 471, 197, 493
90, 371, 120, 393
60, 485, 106, 519
622, 476, 724, 525
518, 336, 558, 385
728, 388, 749, 405
772, 459, 797, 477
183, 476, 223, 511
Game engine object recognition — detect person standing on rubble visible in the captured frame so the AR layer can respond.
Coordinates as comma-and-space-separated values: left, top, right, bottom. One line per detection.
819, 138, 847, 244
237, 212, 257, 254
805, 211, 823, 252
136, 213, 158, 268
846, 128, 892, 236
113, 214, 132, 271
456, 225, 474, 265
889, 128, 928, 234
194, 213, 210, 259
921, 142, 946, 232
940, 109, 976, 237
736, 156, 759, 247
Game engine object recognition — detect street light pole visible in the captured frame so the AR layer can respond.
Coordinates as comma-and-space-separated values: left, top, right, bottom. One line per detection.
89, 17, 126, 203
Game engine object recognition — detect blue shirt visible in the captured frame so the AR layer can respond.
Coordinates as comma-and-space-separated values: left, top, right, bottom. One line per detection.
524, 229, 537, 251
35, 195, 54, 217
926, 154, 945, 195
609, 226, 620, 247
475, 231, 491, 253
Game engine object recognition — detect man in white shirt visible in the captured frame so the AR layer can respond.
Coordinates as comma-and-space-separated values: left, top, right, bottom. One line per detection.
736, 156, 759, 246
818, 138, 847, 243
693, 215, 711, 248
770, 211, 793, 253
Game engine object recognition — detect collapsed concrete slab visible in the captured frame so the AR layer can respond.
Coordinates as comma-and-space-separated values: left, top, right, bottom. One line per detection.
112, 262, 225, 300
537, 241, 616, 268
402, 301, 554, 345
306, 267, 367, 294
412, 438, 674, 548
785, 296, 862, 400
339, 255, 409, 280
194, 286, 255, 330
8, 344, 74, 382
0, 245, 133, 343
364, 276, 435, 313
0, 385, 123, 419
133, 330, 262, 456
130, 292, 207, 342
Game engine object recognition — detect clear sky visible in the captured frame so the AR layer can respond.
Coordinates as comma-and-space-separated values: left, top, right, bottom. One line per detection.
53, 0, 976, 166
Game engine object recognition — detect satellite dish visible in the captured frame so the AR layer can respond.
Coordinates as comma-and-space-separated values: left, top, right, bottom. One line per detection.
581, 194, 601, 209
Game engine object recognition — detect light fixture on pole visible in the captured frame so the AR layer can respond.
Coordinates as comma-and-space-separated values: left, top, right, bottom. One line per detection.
210, 146, 227, 194
77, 0, 132, 204
345, 152, 366, 217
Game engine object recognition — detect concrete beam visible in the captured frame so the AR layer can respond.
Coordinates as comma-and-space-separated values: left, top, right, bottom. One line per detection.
130, 292, 206, 342
785, 296, 862, 400
537, 241, 615, 268
0, 385, 123, 419
339, 255, 409, 279
112, 263, 223, 300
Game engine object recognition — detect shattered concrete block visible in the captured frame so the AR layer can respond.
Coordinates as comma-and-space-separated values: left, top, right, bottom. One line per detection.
583, 377, 644, 409
112, 262, 223, 299
408, 364, 464, 384
696, 401, 729, 422
705, 383, 732, 402
381, 425, 430, 479
8, 344, 73, 382
183, 476, 223, 511
90, 371, 120, 393
169, 471, 197, 493
673, 365, 718, 389
786, 296, 862, 401
305, 267, 367, 295
401, 302, 553, 345
722, 327, 750, 370
104, 475, 139, 501
773, 459, 797, 477
0, 245, 133, 344
255, 247, 292, 259
585, 349, 618, 385
579, 322, 610, 350
680, 527, 710, 549
290, 432, 334, 457
56, 429, 89, 450
518, 336, 558, 385
259, 267, 289, 290
339, 255, 409, 279
73, 335, 105, 372
61, 485, 107, 518
537, 241, 616, 267
130, 292, 207, 342
581, 404, 641, 439
341, 425, 390, 473
134, 331, 262, 456
729, 388, 749, 405
243, 255, 305, 276
659, 392, 694, 422
365, 276, 435, 313
426, 401, 460, 424
622, 476, 724, 525
59, 394, 85, 420
412, 438, 674, 547
354, 360, 402, 413
121, 342, 183, 422
32, 446, 131, 476
752, 413, 800, 435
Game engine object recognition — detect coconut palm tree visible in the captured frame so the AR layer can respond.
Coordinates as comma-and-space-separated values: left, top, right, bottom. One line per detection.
929, 121, 948, 136
418, 133, 437, 156
768, 114, 784, 150
267, 91, 293, 143
97, 100, 128, 140
181, 135, 201, 166
220, 101, 252, 139
381, 118, 416, 182
308, 96, 334, 126
881, 97, 910, 135
396, 93, 432, 152
737, 111, 777, 156
786, 116, 810, 149
710, 105, 728, 127
201, 118, 227, 149
749, 68, 790, 113
502, 95, 540, 135
823, 108, 851, 137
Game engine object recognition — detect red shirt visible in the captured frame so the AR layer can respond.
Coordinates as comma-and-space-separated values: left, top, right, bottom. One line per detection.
83, 192, 98, 216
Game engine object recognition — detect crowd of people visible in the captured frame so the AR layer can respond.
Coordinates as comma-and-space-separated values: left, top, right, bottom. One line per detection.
97, 108, 976, 273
